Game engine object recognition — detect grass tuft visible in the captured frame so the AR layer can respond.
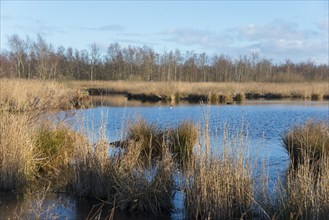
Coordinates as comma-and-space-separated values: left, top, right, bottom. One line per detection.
168, 121, 198, 164
283, 120, 329, 170
126, 119, 164, 160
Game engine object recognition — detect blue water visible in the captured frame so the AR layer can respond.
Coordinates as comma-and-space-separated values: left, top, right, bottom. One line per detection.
68, 100, 328, 181
2, 101, 328, 219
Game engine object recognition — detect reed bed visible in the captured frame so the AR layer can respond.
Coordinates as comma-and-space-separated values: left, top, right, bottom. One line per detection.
2, 79, 329, 218
71, 80, 329, 102
0, 78, 91, 112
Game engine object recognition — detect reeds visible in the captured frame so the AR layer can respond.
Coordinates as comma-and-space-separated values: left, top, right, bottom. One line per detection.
71, 80, 329, 102
168, 121, 198, 164
257, 120, 329, 219
0, 112, 37, 190
283, 120, 329, 169
126, 119, 164, 160
0, 79, 91, 113
184, 126, 253, 219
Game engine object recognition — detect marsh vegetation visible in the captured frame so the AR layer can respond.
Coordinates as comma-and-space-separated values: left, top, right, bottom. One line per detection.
0, 79, 328, 219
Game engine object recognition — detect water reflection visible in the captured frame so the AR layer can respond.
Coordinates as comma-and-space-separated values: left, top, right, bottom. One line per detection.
2, 97, 328, 219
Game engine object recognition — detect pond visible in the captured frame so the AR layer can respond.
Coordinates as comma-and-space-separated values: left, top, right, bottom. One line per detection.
75, 99, 328, 180
1, 98, 328, 219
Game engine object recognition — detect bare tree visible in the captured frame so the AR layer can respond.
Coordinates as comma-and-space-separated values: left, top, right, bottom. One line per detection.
90, 43, 100, 81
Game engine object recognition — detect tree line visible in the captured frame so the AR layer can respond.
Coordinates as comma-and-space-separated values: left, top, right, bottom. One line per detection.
1, 34, 328, 82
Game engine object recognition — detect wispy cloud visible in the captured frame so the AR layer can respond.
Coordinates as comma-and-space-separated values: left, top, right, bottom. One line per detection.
159, 18, 327, 63
75, 25, 125, 32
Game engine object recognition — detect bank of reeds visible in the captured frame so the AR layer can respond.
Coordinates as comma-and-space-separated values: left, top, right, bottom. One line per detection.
0, 79, 91, 113
2, 79, 329, 218
72, 80, 329, 103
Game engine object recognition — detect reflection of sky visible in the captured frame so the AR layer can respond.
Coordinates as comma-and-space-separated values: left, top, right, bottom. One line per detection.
59, 101, 327, 187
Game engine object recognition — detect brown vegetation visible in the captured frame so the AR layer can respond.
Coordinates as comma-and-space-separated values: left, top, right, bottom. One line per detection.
1, 79, 329, 219
73, 80, 329, 104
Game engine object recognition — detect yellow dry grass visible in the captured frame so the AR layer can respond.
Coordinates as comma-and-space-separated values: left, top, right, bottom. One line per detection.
70, 80, 329, 98
0, 79, 90, 112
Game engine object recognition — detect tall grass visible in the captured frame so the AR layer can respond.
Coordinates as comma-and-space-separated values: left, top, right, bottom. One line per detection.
184, 125, 254, 219
168, 121, 198, 164
126, 119, 164, 160
71, 80, 329, 101
0, 112, 37, 190
0, 79, 91, 113
70, 134, 174, 215
257, 121, 329, 219
283, 121, 329, 169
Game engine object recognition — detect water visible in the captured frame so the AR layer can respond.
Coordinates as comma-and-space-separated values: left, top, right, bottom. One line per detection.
72, 100, 327, 178
1, 99, 328, 219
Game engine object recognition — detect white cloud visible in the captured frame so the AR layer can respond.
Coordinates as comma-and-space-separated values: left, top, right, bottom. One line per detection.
159, 19, 328, 63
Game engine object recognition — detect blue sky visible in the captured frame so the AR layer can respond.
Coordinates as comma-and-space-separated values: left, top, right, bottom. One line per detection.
1, 1, 328, 64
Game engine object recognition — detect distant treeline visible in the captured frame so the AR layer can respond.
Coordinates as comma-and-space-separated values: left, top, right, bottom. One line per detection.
1, 34, 328, 82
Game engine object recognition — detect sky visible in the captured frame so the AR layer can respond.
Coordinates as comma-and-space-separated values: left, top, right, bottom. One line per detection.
1, 1, 328, 64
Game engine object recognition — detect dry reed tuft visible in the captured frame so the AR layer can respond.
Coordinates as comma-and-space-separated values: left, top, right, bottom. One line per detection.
34, 124, 82, 179
0, 112, 37, 190
126, 119, 164, 160
112, 146, 174, 214
184, 127, 253, 219
168, 121, 198, 164
283, 120, 329, 170
70, 138, 174, 215
270, 152, 329, 219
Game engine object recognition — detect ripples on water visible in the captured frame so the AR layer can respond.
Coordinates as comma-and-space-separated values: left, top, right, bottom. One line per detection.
2, 100, 328, 219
